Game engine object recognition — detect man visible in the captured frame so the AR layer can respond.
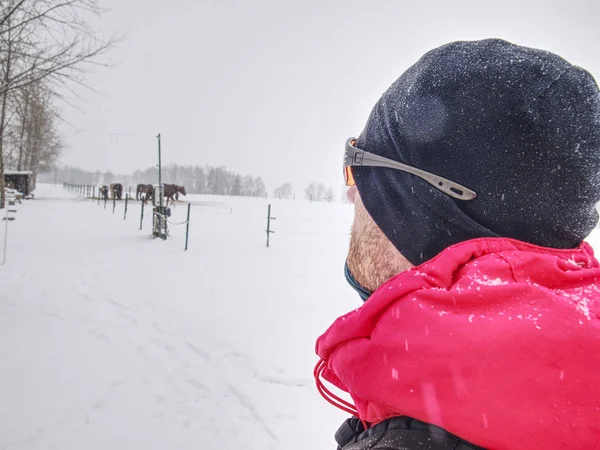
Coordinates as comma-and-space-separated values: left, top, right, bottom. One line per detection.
315, 39, 600, 449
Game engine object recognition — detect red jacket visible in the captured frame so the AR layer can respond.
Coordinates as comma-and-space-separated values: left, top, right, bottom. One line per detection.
316, 238, 600, 449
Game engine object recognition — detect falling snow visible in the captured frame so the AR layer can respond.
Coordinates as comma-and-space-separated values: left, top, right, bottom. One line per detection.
557, 288, 594, 321
473, 275, 509, 286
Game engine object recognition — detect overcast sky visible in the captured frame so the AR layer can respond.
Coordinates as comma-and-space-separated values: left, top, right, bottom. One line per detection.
59, 0, 600, 195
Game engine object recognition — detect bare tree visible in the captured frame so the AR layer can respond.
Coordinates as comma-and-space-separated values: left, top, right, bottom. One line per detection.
231, 174, 242, 196
253, 176, 266, 198
305, 181, 327, 202
0, 0, 121, 207
241, 175, 253, 196
0, 1, 120, 96
24, 81, 62, 186
192, 165, 205, 194
273, 182, 292, 199
48, 161, 273, 200
324, 186, 335, 203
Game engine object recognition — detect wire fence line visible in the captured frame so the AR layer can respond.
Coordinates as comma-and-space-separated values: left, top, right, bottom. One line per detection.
61, 184, 353, 249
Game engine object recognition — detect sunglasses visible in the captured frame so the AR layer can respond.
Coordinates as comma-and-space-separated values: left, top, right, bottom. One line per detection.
344, 138, 477, 201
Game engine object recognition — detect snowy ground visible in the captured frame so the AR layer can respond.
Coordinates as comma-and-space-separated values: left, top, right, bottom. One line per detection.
0, 184, 355, 449
3, 185, 600, 450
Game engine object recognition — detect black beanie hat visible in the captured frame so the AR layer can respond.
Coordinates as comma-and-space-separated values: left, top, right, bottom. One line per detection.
354, 38, 600, 265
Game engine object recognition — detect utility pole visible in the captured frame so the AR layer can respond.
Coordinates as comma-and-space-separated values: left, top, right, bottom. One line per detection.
157, 133, 163, 209
153, 133, 167, 239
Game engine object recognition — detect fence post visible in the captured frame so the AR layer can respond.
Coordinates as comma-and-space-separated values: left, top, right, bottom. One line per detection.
3, 205, 17, 265
112, 193, 116, 214
185, 203, 191, 251
266, 204, 275, 247
104, 194, 107, 209
140, 200, 144, 230
124, 194, 129, 220
97, 187, 100, 205
2, 206, 9, 265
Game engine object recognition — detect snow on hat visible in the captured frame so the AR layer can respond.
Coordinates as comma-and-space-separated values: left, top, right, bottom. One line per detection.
353, 38, 600, 265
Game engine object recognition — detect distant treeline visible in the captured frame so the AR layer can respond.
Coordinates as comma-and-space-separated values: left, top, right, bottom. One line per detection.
39, 164, 342, 202
39, 164, 267, 197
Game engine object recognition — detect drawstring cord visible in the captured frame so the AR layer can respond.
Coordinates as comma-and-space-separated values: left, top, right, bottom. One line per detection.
314, 358, 366, 427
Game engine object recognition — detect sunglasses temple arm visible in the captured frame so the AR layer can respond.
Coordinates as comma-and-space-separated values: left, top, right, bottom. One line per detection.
360, 153, 477, 200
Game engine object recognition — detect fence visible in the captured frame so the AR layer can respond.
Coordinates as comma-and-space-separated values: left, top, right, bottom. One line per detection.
62, 184, 352, 252
63, 183, 192, 251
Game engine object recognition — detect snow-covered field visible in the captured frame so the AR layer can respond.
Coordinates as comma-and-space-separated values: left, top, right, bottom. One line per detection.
3, 184, 600, 450
0, 184, 355, 449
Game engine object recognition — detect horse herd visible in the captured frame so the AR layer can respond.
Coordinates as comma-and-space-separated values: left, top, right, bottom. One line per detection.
99, 183, 186, 205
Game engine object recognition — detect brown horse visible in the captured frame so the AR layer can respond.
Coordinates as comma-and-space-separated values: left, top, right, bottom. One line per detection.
142, 184, 154, 204
163, 184, 186, 205
136, 183, 146, 200
136, 183, 154, 203
109, 183, 123, 200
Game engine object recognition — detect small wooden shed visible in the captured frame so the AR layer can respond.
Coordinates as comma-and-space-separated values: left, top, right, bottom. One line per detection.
4, 170, 33, 197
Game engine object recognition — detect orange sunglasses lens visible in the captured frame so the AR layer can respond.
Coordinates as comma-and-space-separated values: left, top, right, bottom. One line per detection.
344, 166, 355, 187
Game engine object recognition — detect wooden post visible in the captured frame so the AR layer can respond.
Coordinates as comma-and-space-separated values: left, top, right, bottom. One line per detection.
140, 200, 144, 230
266, 204, 275, 247
185, 203, 191, 251
124, 194, 129, 220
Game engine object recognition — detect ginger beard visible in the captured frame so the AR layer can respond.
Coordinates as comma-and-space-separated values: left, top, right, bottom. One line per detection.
346, 189, 413, 293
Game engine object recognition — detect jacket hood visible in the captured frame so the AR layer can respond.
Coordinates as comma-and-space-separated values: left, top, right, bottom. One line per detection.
316, 238, 600, 449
